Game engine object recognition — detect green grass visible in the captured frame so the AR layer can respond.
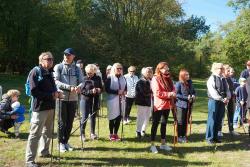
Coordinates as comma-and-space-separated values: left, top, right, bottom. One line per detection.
0, 76, 249, 167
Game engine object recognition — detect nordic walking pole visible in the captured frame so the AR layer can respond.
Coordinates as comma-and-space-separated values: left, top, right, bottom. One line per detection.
240, 101, 247, 134
120, 95, 124, 141
97, 96, 100, 138
171, 98, 177, 148
58, 98, 61, 166
186, 99, 190, 142
90, 95, 95, 139
50, 99, 56, 167
71, 110, 98, 135
78, 95, 84, 151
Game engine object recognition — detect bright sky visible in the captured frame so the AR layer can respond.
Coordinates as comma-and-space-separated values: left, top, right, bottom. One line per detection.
182, 0, 237, 31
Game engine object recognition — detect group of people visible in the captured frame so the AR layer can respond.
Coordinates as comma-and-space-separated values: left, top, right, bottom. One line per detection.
206, 62, 250, 144
0, 48, 249, 167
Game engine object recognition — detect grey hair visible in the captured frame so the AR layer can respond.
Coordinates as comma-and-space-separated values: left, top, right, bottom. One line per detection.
38, 52, 53, 64
141, 67, 153, 77
85, 64, 97, 74
111, 63, 123, 76
211, 62, 223, 74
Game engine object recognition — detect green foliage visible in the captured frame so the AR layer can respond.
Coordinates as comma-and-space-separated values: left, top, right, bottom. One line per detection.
0, 0, 209, 77
223, 9, 250, 74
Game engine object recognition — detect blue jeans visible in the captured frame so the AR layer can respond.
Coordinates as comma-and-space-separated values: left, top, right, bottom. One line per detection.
233, 104, 246, 125
206, 99, 225, 141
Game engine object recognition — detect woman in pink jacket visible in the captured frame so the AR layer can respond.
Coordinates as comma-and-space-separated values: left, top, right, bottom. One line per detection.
150, 62, 176, 153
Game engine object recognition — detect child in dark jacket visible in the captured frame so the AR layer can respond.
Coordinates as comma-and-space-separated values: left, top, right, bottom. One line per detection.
11, 101, 25, 138
233, 78, 248, 128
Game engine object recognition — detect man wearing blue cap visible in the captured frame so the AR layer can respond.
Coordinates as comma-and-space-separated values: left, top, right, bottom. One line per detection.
54, 48, 84, 152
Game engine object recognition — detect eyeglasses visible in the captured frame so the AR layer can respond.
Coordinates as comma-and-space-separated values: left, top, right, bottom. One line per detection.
129, 71, 135, 72
117, 68, 122, 70
43, 58, 53, 61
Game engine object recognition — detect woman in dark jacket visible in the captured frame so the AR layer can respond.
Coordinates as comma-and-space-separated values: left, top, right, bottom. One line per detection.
80, 64, 103, 141
0, 89, 19, 134
135, 67, 153, 139
175, 69, 196, 143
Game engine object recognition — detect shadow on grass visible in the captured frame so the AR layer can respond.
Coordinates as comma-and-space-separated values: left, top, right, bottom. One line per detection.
45, 157, 211, 167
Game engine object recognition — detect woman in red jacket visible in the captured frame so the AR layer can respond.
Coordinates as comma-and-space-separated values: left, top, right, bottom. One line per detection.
150, 62, 176, 153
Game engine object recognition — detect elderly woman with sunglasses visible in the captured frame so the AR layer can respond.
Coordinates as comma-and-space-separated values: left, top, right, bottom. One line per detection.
80, 64, 103, 141
105, 63, 127, 141
150, 62, 176, 153
206, 62, 230, 144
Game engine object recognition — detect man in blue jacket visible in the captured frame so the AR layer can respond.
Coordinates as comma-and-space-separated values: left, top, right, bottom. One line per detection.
25, 52, 59, 167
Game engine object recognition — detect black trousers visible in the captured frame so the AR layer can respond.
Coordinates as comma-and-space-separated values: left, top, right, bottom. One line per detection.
58, 101, 77, 144
177, 107, 188, 137
219, 98, 235, 132
151, 109, 170, 141
124, 97, 135, 120
109, 115, 121, 135
0, 119, 14, 131
81, 98, 97, 135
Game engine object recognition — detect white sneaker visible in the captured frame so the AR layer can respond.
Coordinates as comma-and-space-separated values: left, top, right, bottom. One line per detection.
233, 125, 238, 129
150, 145, 158, 153
65, 143, 74, 151
91, 133, 98, 140
230, 131, 240, 136
160, 144, 172, 151
59, 143, 67, 153
218, 131, 223, 137
178, 137, 183, 143
123, 120, 128, 125
80, 134, 86, 142
182, 137, 187, 143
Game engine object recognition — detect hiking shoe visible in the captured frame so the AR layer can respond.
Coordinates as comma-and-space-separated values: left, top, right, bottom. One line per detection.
80, 134, 86, 142
109, 134, 116, 141
39, 154, 52, 158
123, 120, 128, 125
136, 131, 141, 140
141, 131, 146, 137
59, 143, 67, 153
233, 124, 238, 129
182, 137, 187, 143
159, 144, 172, 151
218, 131, 223, 137
26, 162, 39, 167
178, 137, 184, 143
230, 131, 240, 136
207, 140, 215, 145
127, 118, 131, 123
65, 143, 74, 151
114, 134, 121, 141
91, 133, 98, 140
150, 145, 158, 153
214, 139, 222, 143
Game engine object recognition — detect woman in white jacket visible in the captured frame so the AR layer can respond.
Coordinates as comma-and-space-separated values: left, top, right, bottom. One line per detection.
105, 63, 127, 141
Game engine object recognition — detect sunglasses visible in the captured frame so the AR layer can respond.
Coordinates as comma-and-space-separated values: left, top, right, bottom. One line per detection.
43, 58, 53, 61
